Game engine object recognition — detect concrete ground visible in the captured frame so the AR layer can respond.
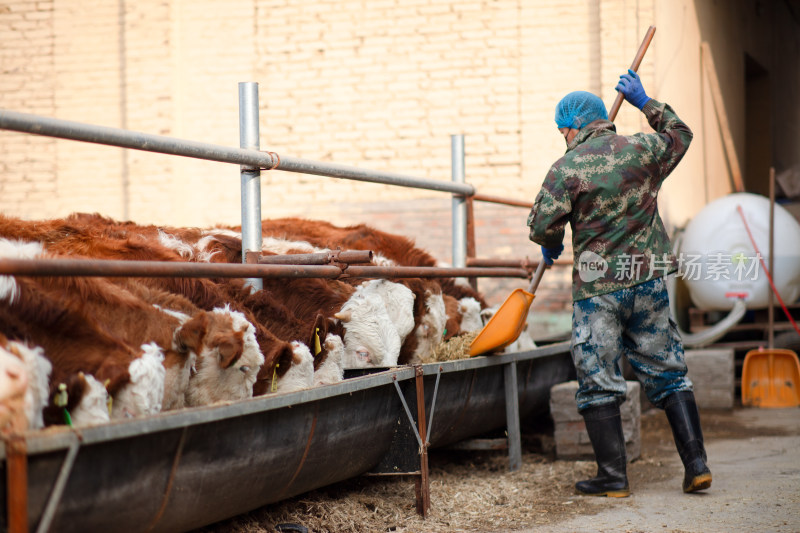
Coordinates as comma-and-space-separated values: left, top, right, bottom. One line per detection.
519, 407, 800, 533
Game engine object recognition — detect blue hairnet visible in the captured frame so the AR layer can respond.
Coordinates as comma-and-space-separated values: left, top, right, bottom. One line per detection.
554, 91, 608, 130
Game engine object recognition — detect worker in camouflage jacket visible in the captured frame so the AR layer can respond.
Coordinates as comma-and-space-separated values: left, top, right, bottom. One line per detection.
528, 69, 711, 497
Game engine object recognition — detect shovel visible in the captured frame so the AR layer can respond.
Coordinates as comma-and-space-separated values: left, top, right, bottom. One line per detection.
468, 25, 657, 357
469, 259, 547, 356
742, 348, 800, 408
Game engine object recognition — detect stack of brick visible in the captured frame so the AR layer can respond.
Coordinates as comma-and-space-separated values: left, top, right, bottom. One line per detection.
549, 380, 641, 461
684, 348, 735, 409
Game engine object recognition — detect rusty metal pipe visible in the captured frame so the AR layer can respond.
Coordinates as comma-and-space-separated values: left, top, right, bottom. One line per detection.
414, 366, 430, 518
6, 435, 28, 533
466, 257, 571, 268
0, 258, 529, 280
471, 193, 532, 209
343, 265, 529, 279
259, 250, 373, 266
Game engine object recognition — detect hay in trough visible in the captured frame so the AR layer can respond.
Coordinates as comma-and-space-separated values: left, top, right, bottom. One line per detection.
421, 331, 480, 364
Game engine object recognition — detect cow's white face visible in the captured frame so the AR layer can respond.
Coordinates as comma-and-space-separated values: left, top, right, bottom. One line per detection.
337, 290, 401, 368
71, 373, 111, 427
313, 333, 345, 386
277, 341, 315, 392
7, 341, 51, 430
458, 297, 484, 333
185, 307, 263, 406
112, 343, 165, 419
358, 280, 416, 342
412, 291, 447, 362
0, 345, 29, 432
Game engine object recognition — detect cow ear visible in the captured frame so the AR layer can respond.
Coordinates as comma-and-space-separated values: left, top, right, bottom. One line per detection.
176, 312, 209, 353
334, 310, 352, 322
214, 334, 244, 369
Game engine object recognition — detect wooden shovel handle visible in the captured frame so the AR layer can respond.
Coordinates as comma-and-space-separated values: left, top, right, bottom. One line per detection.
608, 25, 657, 122
527, 259, 548, 294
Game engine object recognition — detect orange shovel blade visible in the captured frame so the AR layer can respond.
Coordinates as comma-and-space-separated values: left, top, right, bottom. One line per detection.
741, 348, 800, 408
469, 288, 535, 357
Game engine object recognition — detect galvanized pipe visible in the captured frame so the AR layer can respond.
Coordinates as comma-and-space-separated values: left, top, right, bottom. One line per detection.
239, 82, 263, 291
0, 258, 529, 279
0, 109, 474, 196
451, 134, 467, 270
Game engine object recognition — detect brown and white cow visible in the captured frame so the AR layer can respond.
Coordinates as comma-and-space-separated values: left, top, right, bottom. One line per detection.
0, 215, 303, 399
259, 217, 488, 307
184, 231, 404, 368
0, 238, 170, 422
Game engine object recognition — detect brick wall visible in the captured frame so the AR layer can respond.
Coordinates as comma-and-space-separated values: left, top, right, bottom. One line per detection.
0, 0, 56, 217
3, 0, 775, 314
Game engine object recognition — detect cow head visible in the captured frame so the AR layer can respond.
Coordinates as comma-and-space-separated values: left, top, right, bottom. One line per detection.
458, 297, 484, 333
411, 290, 447, 363
4, 340, 51, 431
69, 372, 111, 427
336, 290, 401, 368
276, 341, 314, 393
0, 344, 29, 434
312, 333, 345, 387
357, 279, 416, 342
185, 306, 263, 406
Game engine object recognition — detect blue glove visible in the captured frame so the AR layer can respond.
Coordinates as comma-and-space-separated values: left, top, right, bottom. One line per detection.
615, 68, 651, 110
541, 244, 564, 266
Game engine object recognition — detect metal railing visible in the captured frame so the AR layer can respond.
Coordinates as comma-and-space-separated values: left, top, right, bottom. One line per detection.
0, 83, 541, 285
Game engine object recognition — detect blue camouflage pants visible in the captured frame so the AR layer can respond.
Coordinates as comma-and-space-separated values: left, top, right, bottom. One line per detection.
570, 277, 692, 412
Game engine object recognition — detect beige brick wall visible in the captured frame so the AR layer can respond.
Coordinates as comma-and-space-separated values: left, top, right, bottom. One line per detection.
0, 0, 56, 217
52, 0, 125, 216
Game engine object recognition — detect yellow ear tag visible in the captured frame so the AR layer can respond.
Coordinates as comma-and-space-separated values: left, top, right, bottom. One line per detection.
55, 383, 73, 426
104, 378, 113, 417
54, 383, 68, 407
271, 363, 279, 393
314, 327, 322, 356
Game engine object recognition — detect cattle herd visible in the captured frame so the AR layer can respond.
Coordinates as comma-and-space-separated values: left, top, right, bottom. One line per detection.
0, 213, 538, 435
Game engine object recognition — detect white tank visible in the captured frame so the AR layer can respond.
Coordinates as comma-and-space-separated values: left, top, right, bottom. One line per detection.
678, 193, 800, 310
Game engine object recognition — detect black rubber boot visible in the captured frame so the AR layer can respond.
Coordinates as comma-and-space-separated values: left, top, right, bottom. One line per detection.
664, 390, 712, 493
575, 402, 630, 497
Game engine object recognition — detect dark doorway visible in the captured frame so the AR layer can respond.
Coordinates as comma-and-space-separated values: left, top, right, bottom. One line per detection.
744, 53, 771, 196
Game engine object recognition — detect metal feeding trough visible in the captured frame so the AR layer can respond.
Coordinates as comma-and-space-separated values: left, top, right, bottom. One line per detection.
1, 342, 572, 533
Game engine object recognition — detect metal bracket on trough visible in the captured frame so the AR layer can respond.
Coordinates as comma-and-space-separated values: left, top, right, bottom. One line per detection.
35, 432, 81, 533
367, 365, 440, 517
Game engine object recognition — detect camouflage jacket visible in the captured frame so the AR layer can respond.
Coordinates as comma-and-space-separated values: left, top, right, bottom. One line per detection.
527, 99, 693, 301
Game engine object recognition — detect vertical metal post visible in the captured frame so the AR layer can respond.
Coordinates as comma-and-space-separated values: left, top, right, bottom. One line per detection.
768, 167, 775, 349
465, 196, 478, 291
239, 82, 263, 291
451, 135, 467, 270
413, 366, 430, 517
6, 435, 28, 533
503, 361, 522, 471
